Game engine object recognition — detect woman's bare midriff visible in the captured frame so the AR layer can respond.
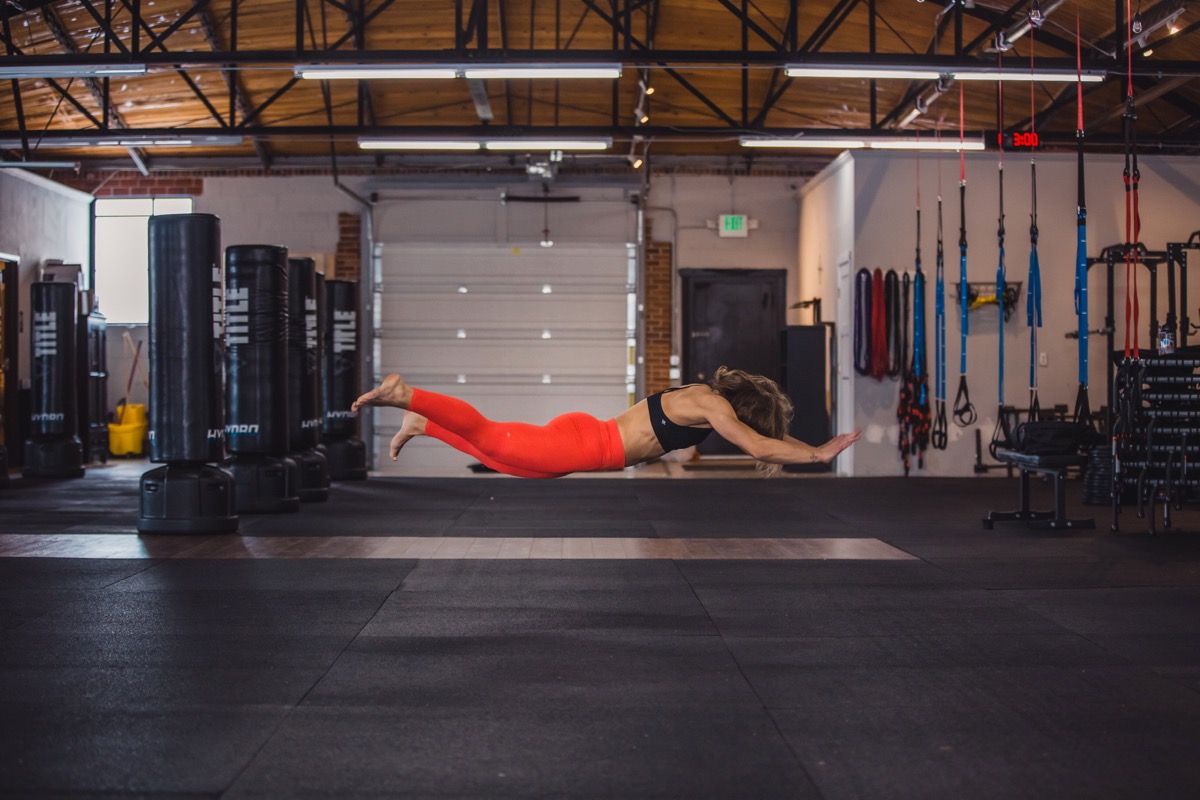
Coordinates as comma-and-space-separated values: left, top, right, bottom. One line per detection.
613, 385, 716, 466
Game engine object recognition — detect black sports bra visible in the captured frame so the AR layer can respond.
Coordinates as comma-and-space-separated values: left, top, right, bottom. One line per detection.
646, 387, 712, 452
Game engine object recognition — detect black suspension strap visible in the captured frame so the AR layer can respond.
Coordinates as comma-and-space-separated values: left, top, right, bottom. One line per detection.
885, 269, 903, 378
932, 125, 949, 450
1073, 7, 1093, 427
954, 82, 977, 426
870, 268, 888, 379
854, 267, 873, 376
1026, 23, 1043, 422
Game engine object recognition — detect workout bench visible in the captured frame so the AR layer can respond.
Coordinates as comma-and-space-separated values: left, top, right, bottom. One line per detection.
982, 449, 1095, 530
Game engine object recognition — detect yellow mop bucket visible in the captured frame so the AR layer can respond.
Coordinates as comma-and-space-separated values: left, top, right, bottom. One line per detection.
108, 403, 147, 456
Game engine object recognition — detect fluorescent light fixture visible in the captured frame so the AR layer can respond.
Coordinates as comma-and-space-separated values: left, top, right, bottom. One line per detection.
0, 63, 147, 79
295, 65, 458, 80
0, 134, 243, 148
867, 138, 986, 151
462, 64, 621, 80
784, 62, 1105, 84
740, 137, 868, 149
953, 66, 1105, 82
740, 136, 984, 152
0, 161, 80, 170
483, 138, 610, 151
785, 64, 943, 81
358, 138, 481, 151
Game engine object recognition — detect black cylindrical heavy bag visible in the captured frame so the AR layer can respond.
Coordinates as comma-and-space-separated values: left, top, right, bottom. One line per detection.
148, 214, 225, 464
322, 279, 360, 438
225, 245, 289, 455
287, 257, 320, 451
29, 281, 79, 440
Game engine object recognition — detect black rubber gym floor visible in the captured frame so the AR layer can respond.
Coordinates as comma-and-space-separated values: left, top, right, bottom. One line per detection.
4, 469, 1200, 798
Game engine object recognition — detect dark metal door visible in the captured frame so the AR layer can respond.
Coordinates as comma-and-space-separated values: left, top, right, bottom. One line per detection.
681, 268, 786, 455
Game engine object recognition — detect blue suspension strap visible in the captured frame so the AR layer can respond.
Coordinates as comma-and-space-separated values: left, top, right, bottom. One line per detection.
899, 149, 931, 474
931, 143, 949, 450
990, 66, 1012, 458
954, 83, 977, 426
1026, 24, 1043, 422
899, 271, 914, 474
1072, 7, 1093, 426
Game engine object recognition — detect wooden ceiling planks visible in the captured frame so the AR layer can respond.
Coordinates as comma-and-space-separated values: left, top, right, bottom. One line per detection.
0, 0, 1197, 163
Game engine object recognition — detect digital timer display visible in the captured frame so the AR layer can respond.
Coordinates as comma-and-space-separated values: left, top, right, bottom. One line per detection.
997, 131, 1041, 149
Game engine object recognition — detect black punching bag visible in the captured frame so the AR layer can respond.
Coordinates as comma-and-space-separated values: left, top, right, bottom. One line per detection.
287, 257, 330, 502
321, 279, 367, 480
223, 244, 300, 513
138, 213, 237, 534
23, 281, 84, 478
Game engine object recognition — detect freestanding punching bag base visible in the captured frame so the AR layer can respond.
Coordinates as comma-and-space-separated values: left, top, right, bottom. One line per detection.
138, 464, 238, 534
22, 438, 84, 479
324, 437, 368, 481
291, 448, 331, 502
224, 454, 301, 514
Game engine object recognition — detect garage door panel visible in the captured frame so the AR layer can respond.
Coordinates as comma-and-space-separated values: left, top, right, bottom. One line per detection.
381, 244, 627, 276
380, 345, 627, 375
380, 296, 628, 328
374, 240, 633, 474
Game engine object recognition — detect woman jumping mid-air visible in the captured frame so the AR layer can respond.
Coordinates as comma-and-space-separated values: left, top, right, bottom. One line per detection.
352, 366, 861, 478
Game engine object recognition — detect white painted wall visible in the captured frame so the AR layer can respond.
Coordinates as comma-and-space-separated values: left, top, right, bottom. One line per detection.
645, 172, 805, 316
798, 154, 856, 475
0, 169, 92, 387
811, 150, 1200, 477
196, 175, 362, 252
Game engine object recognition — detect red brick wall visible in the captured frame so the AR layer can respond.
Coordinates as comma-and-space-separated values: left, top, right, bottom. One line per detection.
333, 213, 362, 282
644, 224, 673, 395
54, 171, 203, 197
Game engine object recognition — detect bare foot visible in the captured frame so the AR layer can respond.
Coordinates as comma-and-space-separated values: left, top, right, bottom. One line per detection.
352, 373, 412, 412
390, 412, 427, 460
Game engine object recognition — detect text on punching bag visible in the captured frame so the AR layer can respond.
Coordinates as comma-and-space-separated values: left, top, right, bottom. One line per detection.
333, 310, 356, 353
33, 311, 57, 357
226, 286, 249, 345
212, 267, 224, 339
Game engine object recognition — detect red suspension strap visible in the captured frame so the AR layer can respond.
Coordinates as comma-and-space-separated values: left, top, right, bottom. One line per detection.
1123, 0, 1141, 358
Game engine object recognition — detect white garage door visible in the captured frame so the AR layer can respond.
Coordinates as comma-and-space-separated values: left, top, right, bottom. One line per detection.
372, 242, 636, 476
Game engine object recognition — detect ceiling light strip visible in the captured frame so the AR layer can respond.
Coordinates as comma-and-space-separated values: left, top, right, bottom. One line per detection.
357, 138, 611, 152
297, 64, 621, 81
740, 136, 986, 152
0, 64, 147, 79
784, 63, 1105, 83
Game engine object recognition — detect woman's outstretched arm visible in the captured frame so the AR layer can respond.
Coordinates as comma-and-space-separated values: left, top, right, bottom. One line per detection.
699, 394, 860, 465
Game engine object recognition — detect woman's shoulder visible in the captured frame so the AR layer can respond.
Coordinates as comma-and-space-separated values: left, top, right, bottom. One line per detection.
664, 384, 732, 420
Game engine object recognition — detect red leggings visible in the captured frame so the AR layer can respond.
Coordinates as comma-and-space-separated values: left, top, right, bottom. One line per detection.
409, 387, 626, 479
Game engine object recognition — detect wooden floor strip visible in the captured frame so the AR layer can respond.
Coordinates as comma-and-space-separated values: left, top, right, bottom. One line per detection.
0, 534, 915, 561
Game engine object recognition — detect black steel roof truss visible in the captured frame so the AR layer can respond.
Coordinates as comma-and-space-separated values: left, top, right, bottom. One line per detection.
753, 0, 863, 128
876, 0, 1030, 129
800, 0, 861, 55
580, 0, 739, 128
713, 0, 786, 52
75, 0, 132, 56
42, 4, 129, 130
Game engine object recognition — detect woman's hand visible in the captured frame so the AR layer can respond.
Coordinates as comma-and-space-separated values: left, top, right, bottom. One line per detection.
814, 429, 862, 462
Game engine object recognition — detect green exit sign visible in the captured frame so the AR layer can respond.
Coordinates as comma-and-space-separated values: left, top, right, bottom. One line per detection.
718, 214, 749, 238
